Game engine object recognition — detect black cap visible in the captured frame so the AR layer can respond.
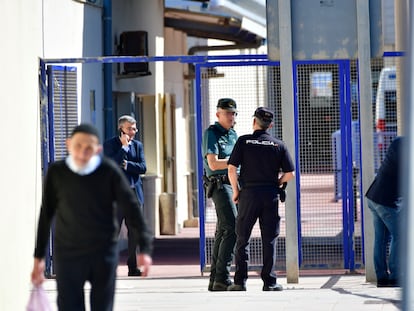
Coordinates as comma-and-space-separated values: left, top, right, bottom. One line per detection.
217, 98, 237, 112
254, 107, 274, 124
70, 123, 100, 142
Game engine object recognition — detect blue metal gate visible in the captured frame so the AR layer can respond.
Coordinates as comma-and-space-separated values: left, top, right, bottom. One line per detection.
40, 65, 78, 276
293, 60, 362, 270
37, 54, 368, 275
195, 57, 364, 272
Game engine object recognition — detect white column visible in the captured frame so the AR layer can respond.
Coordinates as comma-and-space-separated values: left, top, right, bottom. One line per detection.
356, 0, 376, 283
278, 0, 299, 284
402, 1, 413, 309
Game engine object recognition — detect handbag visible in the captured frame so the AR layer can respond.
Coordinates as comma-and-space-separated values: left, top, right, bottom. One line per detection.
27, 284, 53, 311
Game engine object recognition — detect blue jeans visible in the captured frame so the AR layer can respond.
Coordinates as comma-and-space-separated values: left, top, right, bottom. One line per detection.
367, 198, 401, 282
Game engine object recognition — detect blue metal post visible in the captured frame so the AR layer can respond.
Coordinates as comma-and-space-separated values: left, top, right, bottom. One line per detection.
292, 60, 303, 266
39, 59, 49, 175
194, 63, 206, 272
45, 66, 57, 277
103, 0, 113, 140
343, 60, 356, 270
46, 67, 55, 163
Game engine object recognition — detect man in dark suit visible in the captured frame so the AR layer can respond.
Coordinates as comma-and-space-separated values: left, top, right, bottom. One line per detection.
104, 115, 147, 276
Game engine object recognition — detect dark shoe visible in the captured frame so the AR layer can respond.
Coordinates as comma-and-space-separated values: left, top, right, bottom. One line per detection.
377, 278, 389, 287
387, 279, 400, 287
263, 284, 283, 291
227, 284, 246, 291
212, 280, 232, 291
377, 279, 399, 287
128, 268, 142, 277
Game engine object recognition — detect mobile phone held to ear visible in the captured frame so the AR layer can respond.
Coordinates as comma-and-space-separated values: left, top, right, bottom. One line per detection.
119, 129, 124, 137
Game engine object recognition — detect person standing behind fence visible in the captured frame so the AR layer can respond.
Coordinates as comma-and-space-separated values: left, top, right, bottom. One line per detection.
202, 98, 238, 291
104, 115, 147, 277
365, 136, 403, 287
227, 107, 295, 292
31, 124, 153, 311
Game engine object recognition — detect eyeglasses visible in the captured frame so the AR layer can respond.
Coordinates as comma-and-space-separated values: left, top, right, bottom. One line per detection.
219, 111, 238, 117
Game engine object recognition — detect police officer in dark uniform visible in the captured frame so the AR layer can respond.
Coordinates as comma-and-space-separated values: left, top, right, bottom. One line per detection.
227, 107, 295, 292
202, 98, 238, 291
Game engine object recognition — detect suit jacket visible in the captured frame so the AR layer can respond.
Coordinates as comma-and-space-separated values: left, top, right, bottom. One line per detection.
103, 136, 147, 205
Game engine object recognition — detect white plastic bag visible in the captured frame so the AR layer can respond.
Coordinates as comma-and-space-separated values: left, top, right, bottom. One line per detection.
27, 285, 53, 311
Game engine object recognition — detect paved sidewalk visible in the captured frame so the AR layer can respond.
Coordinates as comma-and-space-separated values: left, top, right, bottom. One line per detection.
39, 269, 401, 311
36, 227, 402, 310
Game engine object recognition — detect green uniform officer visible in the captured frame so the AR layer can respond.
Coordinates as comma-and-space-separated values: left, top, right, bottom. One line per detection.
202, 98, 238, 291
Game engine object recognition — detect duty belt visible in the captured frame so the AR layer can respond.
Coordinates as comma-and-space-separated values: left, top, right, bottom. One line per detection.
203, 174, 231, 198
208, 174, 230, 185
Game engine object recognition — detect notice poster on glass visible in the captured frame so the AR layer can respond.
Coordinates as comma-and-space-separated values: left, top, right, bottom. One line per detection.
310, 72, 332, 107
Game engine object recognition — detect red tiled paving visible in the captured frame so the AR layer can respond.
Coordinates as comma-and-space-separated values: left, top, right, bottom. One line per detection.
204, 173, 362, 238
118, 173, 364, 278
118, 226, 202, 278
117, 226, 364, 279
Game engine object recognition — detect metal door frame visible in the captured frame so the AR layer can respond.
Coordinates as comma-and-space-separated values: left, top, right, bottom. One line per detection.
195, 58, 362, 272
41, 65, 78, 276
38, 55, 362, 275
293, 59, 361, 270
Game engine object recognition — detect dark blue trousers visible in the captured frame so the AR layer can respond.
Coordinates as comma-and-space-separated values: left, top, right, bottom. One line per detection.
233, 187, 280, 286
117, 203, 140, 271
54, 245, 118, 311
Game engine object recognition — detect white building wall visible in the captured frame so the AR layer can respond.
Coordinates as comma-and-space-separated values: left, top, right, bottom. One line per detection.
43, 1, 88, 57
1, 2, 44, 310
112, 1, 194, 233
111, 2, 163, 237
112, 0, 165, 176
0, 1, 103, 308
43, 0, 104, 130
112, 0, 164, 95
164, 27, 191, 228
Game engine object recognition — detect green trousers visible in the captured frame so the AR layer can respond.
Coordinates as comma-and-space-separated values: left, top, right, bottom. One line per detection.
209, 184, 237, 283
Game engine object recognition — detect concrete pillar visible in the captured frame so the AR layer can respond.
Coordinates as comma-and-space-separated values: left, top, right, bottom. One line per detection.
159, 192, 177, 235
395, 0, 408, 135
278, 0, 299, 284
142, 175, 162, 237
356, 0, 376, 283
